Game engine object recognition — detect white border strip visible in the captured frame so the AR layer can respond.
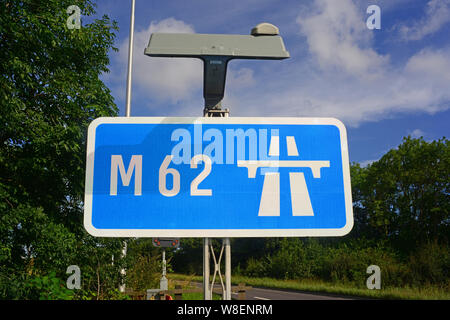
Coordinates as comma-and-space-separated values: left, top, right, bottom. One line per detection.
84, 117, 353, 238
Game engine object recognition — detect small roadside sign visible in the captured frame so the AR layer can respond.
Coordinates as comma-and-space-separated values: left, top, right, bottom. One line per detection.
152, 238, 180, 248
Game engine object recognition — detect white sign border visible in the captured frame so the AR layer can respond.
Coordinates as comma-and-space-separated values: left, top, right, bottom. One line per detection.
84, 116, 353, 238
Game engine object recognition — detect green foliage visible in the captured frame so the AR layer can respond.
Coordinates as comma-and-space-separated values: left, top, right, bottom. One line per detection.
28, 272, 74, 300
354, 136, 449, 247
125, 239, 164, 291
321, 240, 407, 287
1, 0, 448, 296
237, 238, 446, 288
71, 237, 127, 300
126, 254, 161, 291
0, 270, 32, 299
0, 0, 124, 299
172, 238, 204, 275
0, 270, 74, 300
261, 239, 325, 280
408, 241, 449, 287
244, 257, 269, 278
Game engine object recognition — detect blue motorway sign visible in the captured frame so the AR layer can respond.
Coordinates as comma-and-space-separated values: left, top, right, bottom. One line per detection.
84, 117, 353, 237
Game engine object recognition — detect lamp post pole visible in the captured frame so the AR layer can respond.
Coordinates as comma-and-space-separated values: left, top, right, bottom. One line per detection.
120, 0, 135, 293
125, 0, 135, 117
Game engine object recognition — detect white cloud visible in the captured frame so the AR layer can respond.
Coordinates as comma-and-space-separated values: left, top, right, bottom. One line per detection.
131, 18, 202, 105
405, 47, 450, 81
398, 0, 450, 41
107, 2, 450, 124
359, 159, 377, 168
409, 129, 425, 138
296, 0, 388, 77
222, 0, 450, 127
107, 18, 203, 113
227, 67, 255, 90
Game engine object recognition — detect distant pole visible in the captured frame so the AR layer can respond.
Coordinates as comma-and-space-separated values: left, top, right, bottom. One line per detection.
119, 241, 127, 292
125, 0, 135, 117
160, 249, 168, 290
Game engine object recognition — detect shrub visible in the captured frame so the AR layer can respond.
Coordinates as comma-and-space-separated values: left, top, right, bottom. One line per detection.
126, 254, 161, 291
408, 241, 449, 286
241, 238, 449, 289
244, 257, 268, 278
28, 272, 74, 300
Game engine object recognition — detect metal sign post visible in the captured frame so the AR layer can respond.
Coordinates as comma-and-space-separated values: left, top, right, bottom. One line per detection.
202, 108, 231, 300
203, 238, 210, 300
224, 238, 231, 300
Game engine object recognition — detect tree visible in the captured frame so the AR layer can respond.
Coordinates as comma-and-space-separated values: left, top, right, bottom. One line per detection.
125, 239, 163, 291
172, 238, 204, 275
349, 162, 371, 238
0, 0, 122, 298
357, 137, 449, 248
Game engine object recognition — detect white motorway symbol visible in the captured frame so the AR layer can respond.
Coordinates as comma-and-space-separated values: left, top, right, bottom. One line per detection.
238, 135, 330, 217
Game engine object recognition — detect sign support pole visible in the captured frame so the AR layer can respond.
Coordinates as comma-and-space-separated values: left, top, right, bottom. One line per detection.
224, 238, 231, 300
203, 238, 211, 300
203, 108, 231, 300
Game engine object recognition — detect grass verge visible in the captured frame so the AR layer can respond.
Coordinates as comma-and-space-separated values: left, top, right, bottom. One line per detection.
169, 273, 450, 300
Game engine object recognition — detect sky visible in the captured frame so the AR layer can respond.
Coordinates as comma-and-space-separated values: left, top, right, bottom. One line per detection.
88, 0, 449, 166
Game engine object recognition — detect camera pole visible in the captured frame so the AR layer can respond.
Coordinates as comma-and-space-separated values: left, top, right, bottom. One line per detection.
144, 22, 289, 300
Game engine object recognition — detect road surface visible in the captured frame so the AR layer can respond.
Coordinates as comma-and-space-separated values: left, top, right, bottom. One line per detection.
192, 281, 353, 300
234, 286, 352, 300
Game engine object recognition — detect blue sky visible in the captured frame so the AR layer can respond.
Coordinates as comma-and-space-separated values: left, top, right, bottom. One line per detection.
88, 0, 449, 165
